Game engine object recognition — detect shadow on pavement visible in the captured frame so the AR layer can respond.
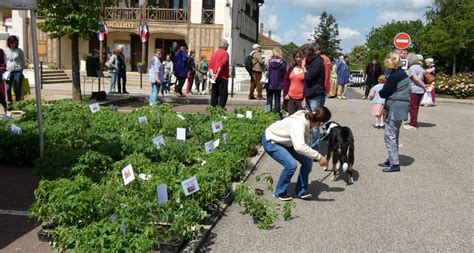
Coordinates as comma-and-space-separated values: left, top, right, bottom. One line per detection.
417, 122, 436, 128
288, 180, 345, 202
399, 155, 415, 166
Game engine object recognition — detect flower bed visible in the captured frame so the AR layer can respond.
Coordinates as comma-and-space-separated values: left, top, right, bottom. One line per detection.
0, 101, 278, 251
434, 73, 473, 99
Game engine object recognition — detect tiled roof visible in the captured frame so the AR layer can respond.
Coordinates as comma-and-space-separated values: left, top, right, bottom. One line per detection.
258, 33, 281, 47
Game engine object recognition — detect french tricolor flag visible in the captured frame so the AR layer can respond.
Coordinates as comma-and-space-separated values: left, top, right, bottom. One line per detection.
139, 21, 148, 43
97, 21, 108, 42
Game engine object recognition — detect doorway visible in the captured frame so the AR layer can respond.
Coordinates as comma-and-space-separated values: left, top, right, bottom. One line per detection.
130, 34, 142, 72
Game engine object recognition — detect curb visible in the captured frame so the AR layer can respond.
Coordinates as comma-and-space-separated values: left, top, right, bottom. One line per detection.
181, 146, 266, 253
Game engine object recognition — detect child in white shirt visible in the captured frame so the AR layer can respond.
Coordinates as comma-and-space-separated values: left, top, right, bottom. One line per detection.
368, 75, 386, 129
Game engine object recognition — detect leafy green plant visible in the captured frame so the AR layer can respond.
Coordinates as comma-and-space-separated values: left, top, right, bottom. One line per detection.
256, 172, 274, 192
234, 183, 278, 230
8, 101, 279, 251
282, 201, 296, 221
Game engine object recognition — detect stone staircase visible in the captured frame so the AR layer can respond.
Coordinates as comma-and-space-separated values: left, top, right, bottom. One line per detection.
41, 70, 72, 85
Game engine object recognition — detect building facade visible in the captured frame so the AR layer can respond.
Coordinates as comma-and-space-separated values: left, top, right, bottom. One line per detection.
1, 0, 264, 71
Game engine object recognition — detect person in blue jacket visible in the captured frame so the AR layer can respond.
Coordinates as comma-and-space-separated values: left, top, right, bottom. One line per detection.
336, 55, 350, 99
173, 46, 189, 97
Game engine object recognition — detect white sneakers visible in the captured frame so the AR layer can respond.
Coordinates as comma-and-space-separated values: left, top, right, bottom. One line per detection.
403, 124, 417, 130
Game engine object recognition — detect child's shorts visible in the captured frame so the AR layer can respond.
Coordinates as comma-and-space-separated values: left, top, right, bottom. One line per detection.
372, 103, 384, 116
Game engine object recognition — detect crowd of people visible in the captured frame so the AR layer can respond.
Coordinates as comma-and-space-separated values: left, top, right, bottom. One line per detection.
260, 45, 437, 200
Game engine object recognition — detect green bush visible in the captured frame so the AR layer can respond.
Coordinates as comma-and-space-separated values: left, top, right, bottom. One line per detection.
5, 101, 280, 251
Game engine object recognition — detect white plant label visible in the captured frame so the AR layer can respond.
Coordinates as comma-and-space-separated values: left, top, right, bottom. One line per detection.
223, 133, 229, 144
138, 116, 148, 124
157, 184, 168, 205
201, 160, 207, 166
121, 164, 135, 185
10, 124, 21, 135
222, 116, 228, 120
89, 103, 100, 113
204, 141, 214, 154
177, 113, 185, 120
236, 113, 244, 119
264, 104, 271, 113
156, 115, 161, 124
213, 139, 220, 149
138, 173, 151, 181
177, 128, 186, 141
212, 121, 223, 133
121, 219, 126, 235
181, 176, 200, 196
152, 135, 165, 149
246, 111, 253, 119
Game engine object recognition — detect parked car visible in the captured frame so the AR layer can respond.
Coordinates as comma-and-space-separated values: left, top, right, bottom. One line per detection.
349, 71, 365, 87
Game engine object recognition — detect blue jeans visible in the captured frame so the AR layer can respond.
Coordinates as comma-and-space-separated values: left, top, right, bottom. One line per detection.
6, 70, 23, 103
266, 89, 282, 113
109, 71, 117, 93
305, 95, 326, 151
149, 82, 161, 106
262, 132, 313, 197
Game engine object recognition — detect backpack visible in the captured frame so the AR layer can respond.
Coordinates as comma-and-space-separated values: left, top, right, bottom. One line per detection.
244, 52, 256, 74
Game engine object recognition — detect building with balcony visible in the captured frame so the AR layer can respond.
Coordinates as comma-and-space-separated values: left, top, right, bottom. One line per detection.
2, 0, 264, 72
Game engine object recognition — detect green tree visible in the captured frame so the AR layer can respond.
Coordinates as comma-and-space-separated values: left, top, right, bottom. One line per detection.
421, 0, 474, 74
37, 0, 113, 100
311, 11, 341, 60
348, 45, 368, 71
282, 42, 298, 54
366, 20, 425, 63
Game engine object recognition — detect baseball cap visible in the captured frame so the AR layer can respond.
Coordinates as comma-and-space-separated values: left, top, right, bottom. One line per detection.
253, 44, 260, 49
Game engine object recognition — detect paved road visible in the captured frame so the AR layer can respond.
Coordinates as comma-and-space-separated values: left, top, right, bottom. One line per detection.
205, 89, 474, 251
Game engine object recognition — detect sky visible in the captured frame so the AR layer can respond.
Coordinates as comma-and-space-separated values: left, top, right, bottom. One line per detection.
259, 0, 432, 53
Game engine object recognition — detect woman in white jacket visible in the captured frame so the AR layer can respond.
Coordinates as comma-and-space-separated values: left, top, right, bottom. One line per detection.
262, 106, 331, 201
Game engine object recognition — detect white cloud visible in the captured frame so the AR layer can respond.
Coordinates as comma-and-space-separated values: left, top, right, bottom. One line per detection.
260, 1, 279, 33
376, 10, 424, 24
338, 27, 362, 40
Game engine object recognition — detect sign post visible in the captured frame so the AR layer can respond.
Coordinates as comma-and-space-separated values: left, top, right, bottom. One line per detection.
0, 0, 44, 158
393, 32, 411, 50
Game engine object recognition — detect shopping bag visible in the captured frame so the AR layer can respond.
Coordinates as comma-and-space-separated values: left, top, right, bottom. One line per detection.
12, 77, 30, 98
420, 91, 433, 106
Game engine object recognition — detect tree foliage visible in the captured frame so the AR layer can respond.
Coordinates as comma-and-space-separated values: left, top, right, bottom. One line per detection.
282, 42, 298, 54
311, 11, 341, 60
348, 45, 368, 71
366, 20, 424, 63
421, 0, 474, 74
37, 0, 113, 100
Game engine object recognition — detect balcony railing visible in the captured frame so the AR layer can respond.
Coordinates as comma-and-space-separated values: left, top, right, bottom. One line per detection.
202, 9, 214, 24
104, 7, 189, 23
147, 8, 188, 22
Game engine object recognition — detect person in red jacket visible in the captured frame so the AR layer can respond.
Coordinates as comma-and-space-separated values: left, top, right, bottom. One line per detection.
209, 39, 230, 108
320, 54, 332, 94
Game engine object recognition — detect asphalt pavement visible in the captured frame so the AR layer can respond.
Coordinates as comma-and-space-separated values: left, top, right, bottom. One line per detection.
204, 88, 474, 252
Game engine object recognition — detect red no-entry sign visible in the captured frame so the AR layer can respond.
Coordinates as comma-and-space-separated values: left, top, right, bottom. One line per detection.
393, 33, 411, 49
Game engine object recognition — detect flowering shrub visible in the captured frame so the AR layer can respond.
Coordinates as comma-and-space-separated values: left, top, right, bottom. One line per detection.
434, 73, 473, 98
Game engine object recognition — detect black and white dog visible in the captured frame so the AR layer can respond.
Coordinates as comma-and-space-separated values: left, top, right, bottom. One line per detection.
320, 121, 355, 184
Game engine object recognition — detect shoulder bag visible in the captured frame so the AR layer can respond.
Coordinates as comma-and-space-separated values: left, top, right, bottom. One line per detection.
423, 72, 435, 84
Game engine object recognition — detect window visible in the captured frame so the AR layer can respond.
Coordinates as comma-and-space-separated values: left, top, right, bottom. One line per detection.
202, 0, 214, 9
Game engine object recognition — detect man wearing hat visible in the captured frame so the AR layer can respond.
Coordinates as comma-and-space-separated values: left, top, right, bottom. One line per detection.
249, 44, 265, 100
